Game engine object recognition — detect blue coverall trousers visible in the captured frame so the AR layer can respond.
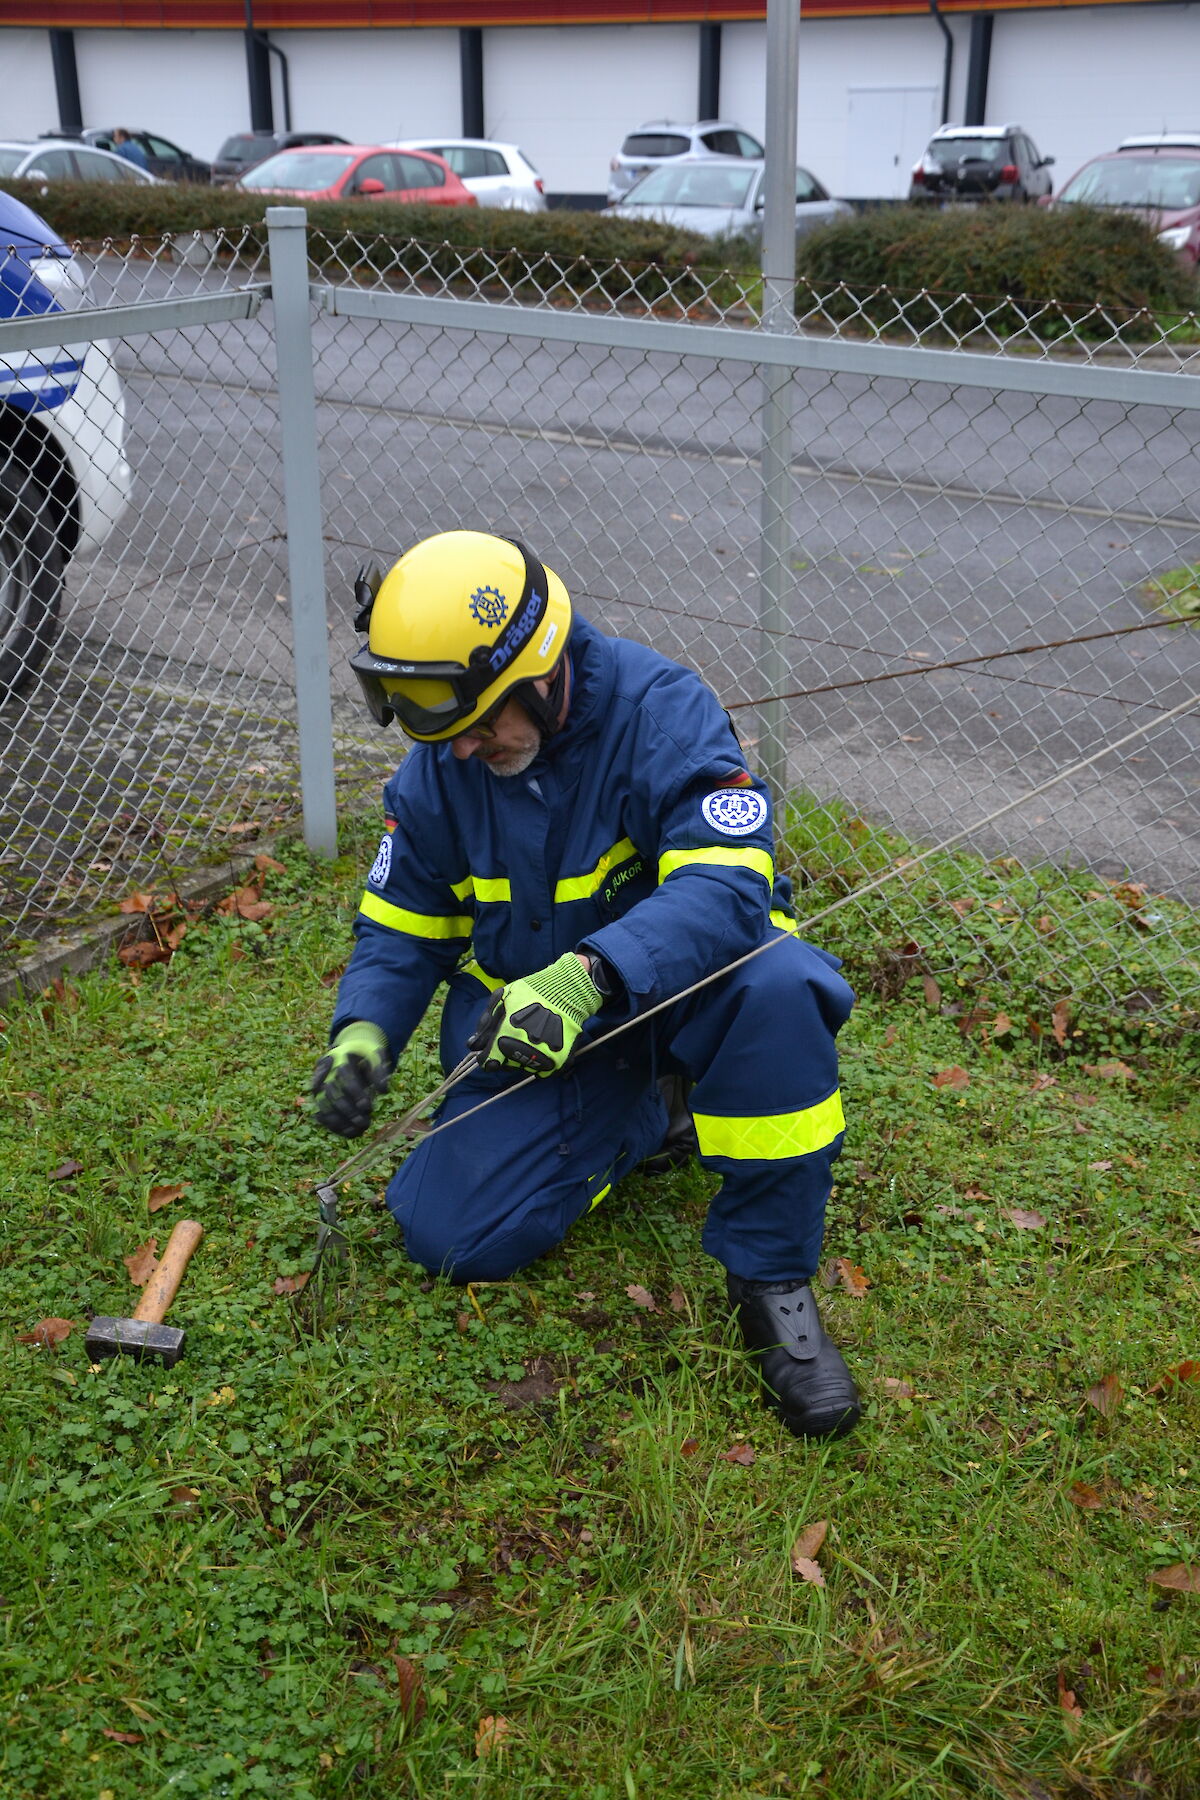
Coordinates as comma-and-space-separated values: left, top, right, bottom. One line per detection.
386, 931, 854, 1285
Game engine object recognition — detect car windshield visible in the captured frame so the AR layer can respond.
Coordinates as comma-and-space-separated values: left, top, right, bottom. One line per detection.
1059, 156, 1200, 211
0, 149, 28, 177
625, 163, 756, 207
218, 135, 275, 163
927, 137, 1007, 167
241, 152, 357, 190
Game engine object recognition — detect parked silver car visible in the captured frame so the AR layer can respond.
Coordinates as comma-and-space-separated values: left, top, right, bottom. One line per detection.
390, 138, 546, 211
606, 157, 851, 242
0, 138, 161, 188
607, 120, 764, 206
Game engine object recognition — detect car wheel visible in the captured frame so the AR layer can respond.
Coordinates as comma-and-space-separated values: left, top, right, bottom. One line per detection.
0, 468, 65, 702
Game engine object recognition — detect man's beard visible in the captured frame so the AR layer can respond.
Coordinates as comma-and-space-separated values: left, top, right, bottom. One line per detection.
483, 739, 541, 778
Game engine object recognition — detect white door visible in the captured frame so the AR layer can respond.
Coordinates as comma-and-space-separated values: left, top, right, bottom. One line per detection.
845, 86, 940, 199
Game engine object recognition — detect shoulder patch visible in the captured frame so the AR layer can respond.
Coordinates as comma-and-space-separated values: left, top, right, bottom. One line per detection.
701, 788, 768, 837
368, 832, 393, 888
711, 769, 754, 788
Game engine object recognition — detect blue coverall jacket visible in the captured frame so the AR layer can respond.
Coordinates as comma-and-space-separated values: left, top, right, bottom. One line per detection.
331, 615, 854, 1283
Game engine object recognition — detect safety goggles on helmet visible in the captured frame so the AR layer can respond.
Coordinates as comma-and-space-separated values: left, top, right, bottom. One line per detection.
349, 538, 555, 738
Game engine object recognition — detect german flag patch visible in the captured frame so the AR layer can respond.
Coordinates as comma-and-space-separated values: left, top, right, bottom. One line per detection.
711, 769, 754, 788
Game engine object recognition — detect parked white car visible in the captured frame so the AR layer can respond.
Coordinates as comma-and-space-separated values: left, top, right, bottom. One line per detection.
606, 157, 852, 242
388, 138, 546, 211
0, 189, 132, 698
0, 137, 161, 189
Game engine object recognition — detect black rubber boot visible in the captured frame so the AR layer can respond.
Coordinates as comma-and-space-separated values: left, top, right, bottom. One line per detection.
638, 1075, 698, 1176
727, 1273, 861, 1440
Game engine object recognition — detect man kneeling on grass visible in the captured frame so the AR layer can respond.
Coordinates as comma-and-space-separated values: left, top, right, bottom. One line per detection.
311, 529, 859, 1440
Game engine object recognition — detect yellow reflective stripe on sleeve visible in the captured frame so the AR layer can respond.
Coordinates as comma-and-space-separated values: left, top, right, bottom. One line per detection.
458, 957, 505, 993
358, 890, 472, 939
450, 876, 474, 902
658, 846, 774, 886
693, 1090, 845, 1162
473, 876, 511, 904
769, 908, 799, 935
554, 838, 639, 904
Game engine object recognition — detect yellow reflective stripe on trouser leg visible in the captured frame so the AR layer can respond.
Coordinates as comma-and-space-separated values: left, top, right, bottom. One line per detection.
658, 846, 774, 886
692, 1090, 845, 1162
358, 891, 473, 939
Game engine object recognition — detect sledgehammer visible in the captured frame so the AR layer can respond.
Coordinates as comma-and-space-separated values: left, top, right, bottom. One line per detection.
86, 1219, 204, 1368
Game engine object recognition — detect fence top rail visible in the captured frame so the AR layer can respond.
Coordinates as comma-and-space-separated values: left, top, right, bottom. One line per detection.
0, 285, 268, 355
316, 282, 1200, 413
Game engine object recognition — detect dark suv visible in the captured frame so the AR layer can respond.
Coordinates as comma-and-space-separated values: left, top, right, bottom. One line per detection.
909, 124, 1054, 205
211, 130, 349, 187
83, 129, 211, 183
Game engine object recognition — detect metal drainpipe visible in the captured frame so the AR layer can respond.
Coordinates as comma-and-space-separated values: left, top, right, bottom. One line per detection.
263, 38, 292, 131
928, 0, 954, 125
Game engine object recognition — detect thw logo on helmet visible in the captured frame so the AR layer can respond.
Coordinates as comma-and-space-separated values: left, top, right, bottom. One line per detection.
469, 585, 508, 628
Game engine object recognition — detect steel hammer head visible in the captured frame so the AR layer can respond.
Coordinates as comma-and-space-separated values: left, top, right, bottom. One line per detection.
85, 1315, 186, 1367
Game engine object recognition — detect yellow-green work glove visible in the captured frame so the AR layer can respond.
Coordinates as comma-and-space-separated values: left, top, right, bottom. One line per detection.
469, 954, 603, 1076
311, 1020, 392, 1137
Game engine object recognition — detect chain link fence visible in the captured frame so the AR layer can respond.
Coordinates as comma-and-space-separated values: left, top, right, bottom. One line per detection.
1, 216, 1197, 1012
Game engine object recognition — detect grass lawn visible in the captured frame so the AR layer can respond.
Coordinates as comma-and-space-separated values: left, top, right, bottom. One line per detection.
1, 810, 1198, 1800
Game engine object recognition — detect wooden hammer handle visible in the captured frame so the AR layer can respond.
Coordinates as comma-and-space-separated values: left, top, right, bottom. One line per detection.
132, 1220, 204, 1324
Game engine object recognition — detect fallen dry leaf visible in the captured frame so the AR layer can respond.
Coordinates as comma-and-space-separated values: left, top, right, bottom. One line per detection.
625, 1283, 657, 1311
932, 1065, 970, 1090
16, 1317, 73, 1348
880, 1377, 915, 1399
921, 972, 942, 1008
1068, 1481, 1104, 1511
254, 852, 286, 875
680, 1436, 700, 1457
1149, 1360, 1200, 1397
719, 1442, 756, 1467
1051, 999, 1071, 1047
791, 1556, 825, 1587
1148, 1564, 1200, 1594
1028, 1072, 1058, 1092
1003, 1208, 1047, 1231
117, 890, 156, 914
101, 1728, 143, 1745
48, 1158, 84, 1180
1085, 1373, 1124, 1417
393, 1655, 426, 1724
273, 1273, 310, 1296
1057, 1669, 1083, 1733
668, 1286, 687, 1313
1089, 1159, 1113, 1172
949, 897, 976, 917
991, 1011, 1013, 1037
123, 1238, 159, 1286
119, 942, 171, 970
791, 1519, 828, 1562
168, 1485, 200, 1509
1083, 1059, 1135, 1081
825, 1257, 871, 1298
148, 1183, 187, 1214
475, 1714, 511, 1758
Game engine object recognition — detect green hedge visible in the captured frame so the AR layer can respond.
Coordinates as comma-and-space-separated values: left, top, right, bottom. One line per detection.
3, 179, 748, 311
795, 203, 1196, 338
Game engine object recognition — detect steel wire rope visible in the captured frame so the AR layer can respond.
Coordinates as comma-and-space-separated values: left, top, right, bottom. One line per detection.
325, 683, 1200, 1190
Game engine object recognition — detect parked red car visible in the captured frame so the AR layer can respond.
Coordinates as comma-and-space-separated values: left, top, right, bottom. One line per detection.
1051, 137, 1200, 268
238, 143, 476, 207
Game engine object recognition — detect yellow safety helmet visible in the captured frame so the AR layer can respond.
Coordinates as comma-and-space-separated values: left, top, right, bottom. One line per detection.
348, 530, 573, 741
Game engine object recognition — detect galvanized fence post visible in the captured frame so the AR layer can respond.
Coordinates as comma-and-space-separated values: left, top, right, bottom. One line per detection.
267, 205, 338, 857
757, 0, 801, 807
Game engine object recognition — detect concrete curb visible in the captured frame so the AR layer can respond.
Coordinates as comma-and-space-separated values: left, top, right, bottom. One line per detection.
0, 842, 274, 1010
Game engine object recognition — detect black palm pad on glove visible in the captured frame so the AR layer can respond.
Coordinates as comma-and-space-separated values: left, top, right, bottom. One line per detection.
311, 1021, 392, 1137
468, 954, 603, 1076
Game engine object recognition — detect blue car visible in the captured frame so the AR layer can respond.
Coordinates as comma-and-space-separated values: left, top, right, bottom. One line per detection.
0, 188, 131, 698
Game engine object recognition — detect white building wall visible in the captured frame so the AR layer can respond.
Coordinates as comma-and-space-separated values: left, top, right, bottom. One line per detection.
723, 16, 969, 199
486, 24, 698, 197
987, 4, 1200, 190
72, 30, 248, 162
0, 29, 56, 141
271, 28, 459, 147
